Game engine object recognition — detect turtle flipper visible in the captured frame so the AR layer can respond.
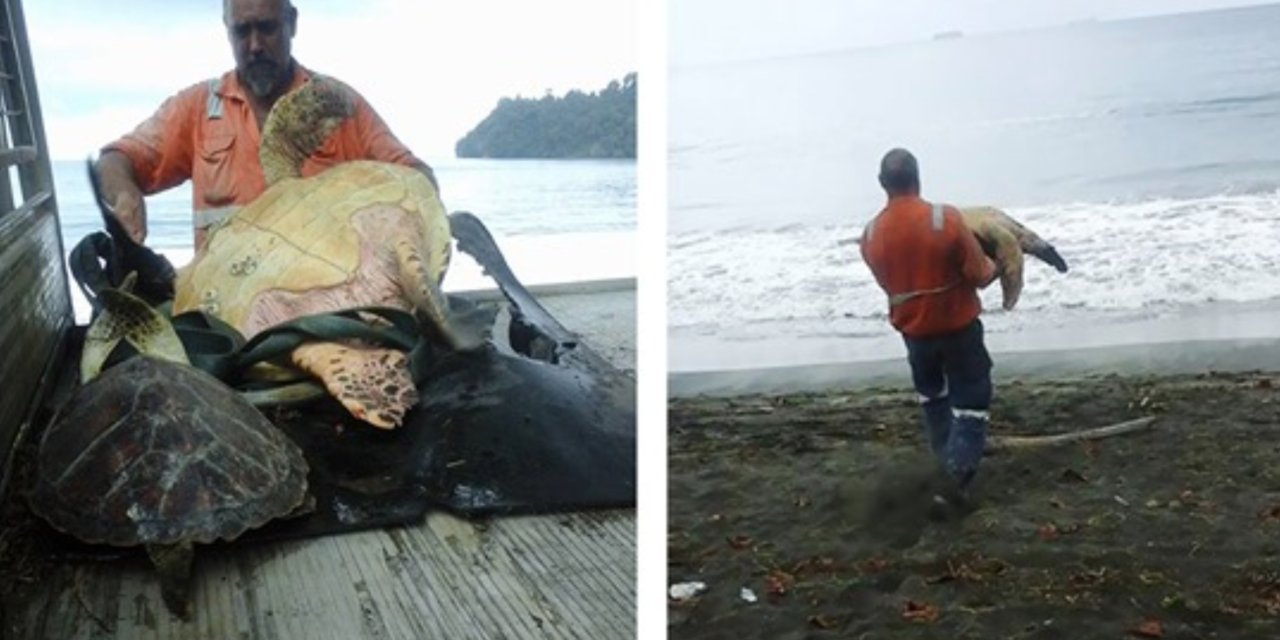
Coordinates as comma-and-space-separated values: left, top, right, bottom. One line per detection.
1024, 241, 1069, 274
146, 541, 194, 620
961, 210, 1026, 311
982, 206, 1069, 274
290, 342, 419, 429
393, 235, 486, 352
80, 272, 188, 382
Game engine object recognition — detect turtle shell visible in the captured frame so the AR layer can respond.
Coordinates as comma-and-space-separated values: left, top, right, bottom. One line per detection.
29, 356, 309, 547
172, 160, 451, 339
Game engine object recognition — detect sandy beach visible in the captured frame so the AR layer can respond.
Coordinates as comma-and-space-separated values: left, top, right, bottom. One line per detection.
668, 327, 1280, 639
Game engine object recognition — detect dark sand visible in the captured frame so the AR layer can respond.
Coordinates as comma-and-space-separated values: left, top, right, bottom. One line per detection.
668, 370, 1280, 639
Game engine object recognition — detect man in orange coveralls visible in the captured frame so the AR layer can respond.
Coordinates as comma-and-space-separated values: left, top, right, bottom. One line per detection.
94, 0, 439, 252
860, 148, 999, 505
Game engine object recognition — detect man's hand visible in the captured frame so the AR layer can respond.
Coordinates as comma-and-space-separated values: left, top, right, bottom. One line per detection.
94, 151, 148, 244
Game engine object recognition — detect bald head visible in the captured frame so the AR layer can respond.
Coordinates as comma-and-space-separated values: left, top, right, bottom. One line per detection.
878, 148, 920, 196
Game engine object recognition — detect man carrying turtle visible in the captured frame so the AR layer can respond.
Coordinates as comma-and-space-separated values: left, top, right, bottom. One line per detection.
859, 147, 1000, 508
94, 0, 439, 252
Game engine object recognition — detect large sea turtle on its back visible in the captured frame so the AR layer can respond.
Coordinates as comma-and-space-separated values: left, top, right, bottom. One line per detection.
172, 76, 482, 429
29, 274, 310, 619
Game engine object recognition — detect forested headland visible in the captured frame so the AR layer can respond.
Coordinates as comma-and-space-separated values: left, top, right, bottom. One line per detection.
455, 73, 637, 159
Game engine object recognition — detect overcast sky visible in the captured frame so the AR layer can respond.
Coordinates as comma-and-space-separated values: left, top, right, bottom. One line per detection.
25, 0, 636, 160
670, 0, 1280, 67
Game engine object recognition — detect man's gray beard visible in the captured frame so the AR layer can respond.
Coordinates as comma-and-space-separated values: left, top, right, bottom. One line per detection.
244, 63, 281, 98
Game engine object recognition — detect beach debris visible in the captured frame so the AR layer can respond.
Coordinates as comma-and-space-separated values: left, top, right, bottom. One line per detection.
987, 416, 1159, 451
791, 556, 838, 575
1037, 523, 1059, 539
668, 581, 708, 601
765, 569, 795, 597
1060, 468, 1089, 483
793, 494, 811, 508
902, 599, 939, 623
726, 534, 753, 550
807, 613, 838, 629
1258, 505, 1280, 521
1114, 495, 1131, 507
739, 587, 758, 603
1128, 617, 1164, 637
860, 556, 891, 573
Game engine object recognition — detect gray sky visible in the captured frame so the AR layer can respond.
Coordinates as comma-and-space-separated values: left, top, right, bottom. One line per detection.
670, 0, 1280, 67
25, 0, 636, 160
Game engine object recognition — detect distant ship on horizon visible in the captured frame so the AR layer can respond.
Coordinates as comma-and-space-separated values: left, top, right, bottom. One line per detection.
932, 29, 964, 40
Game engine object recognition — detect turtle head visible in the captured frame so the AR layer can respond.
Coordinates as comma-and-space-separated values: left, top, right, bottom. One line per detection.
80, 272, 190, 383
259, 76, 356, 186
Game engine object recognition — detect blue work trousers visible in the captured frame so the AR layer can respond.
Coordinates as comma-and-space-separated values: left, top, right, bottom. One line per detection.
902, 318, 993, 489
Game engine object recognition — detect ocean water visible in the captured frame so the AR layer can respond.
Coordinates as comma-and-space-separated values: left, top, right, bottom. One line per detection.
53, 158, 636, 322
668, 4, 1280, 372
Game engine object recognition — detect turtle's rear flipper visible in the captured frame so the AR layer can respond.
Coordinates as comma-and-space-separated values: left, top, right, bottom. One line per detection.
291, 342, 418, 429
146, 541, 194, 620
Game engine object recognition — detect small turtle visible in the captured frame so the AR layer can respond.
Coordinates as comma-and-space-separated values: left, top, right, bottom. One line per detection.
172, 75, 484, 429
28, 273, 310, 619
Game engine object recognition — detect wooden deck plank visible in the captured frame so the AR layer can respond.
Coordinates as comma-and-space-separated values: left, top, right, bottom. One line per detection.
3, 286, 637, 640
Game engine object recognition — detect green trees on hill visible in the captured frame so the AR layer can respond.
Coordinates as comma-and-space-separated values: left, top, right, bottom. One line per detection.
455, 73, 637, 159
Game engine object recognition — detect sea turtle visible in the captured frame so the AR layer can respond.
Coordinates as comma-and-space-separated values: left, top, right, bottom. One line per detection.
958, 206, 1069, 311
171, 76, 482, 430
28, 273, 310, 619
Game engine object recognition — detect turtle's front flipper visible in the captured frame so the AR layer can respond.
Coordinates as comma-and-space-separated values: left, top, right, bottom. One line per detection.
146, 541, 194, 620
80, 272, 188, 382
964, 213, 1026, 311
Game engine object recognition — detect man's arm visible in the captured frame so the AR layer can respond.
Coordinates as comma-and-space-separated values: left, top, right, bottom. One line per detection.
95, 85, 202, 243
94, 150, 149, 244
947, 206, 998, 289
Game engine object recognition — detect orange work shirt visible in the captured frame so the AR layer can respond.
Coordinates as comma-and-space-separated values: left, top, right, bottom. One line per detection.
860, 195, 995, 338
102, 64, 423, 246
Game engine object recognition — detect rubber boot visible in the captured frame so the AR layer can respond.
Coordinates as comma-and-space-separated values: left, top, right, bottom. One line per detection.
945, 409, 989, 495
920, 397, 951, 462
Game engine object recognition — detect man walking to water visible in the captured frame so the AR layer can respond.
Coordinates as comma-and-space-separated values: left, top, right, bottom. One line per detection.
860, 148, 999, 506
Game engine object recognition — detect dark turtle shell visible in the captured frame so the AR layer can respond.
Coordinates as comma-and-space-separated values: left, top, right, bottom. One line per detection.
29, 356, 309, 547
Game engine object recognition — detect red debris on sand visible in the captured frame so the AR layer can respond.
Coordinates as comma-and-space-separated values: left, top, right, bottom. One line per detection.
902, 599, 939, 623
765, 569, 795, 597
1128, 618, 1164, 637
861, 556, 891, 573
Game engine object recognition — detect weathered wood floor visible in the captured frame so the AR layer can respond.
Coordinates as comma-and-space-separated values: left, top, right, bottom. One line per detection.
3, 285, 637, 640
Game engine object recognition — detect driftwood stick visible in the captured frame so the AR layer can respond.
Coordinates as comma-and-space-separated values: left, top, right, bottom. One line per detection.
986, 416, 1159, 452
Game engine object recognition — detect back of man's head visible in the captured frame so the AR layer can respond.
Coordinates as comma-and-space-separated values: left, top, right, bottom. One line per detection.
878, 148, 920, 195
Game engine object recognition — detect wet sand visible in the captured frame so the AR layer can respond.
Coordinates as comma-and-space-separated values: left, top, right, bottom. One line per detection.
668, 369, 1280, 639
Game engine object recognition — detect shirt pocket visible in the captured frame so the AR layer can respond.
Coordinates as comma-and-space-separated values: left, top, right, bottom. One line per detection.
197, 132, 238, 206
